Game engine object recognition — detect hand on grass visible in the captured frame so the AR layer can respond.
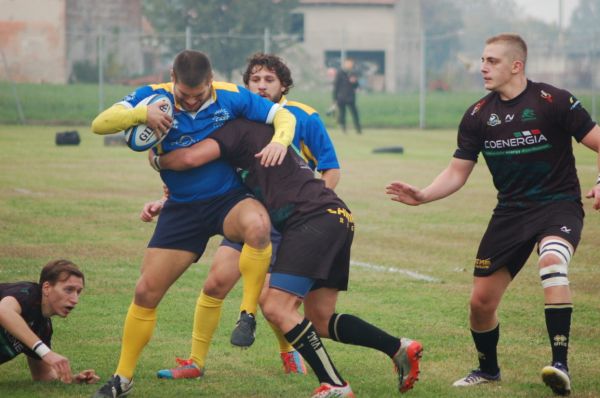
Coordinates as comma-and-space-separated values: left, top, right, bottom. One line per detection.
74, 369, 100, 384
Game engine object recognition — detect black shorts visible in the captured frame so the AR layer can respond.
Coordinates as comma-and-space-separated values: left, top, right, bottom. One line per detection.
474, 200, 584, 278
148, 188, 253, 260
272, 208, 354, 291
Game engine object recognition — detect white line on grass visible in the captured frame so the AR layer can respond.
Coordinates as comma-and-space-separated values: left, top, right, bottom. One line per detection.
350, 260, 442, 283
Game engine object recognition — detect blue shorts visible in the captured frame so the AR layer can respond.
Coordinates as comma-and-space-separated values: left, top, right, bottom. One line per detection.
148, 188, 253, 260
220, 227, 282, 266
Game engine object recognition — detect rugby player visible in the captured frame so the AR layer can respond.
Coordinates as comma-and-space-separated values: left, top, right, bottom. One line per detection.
152, 118, 423, 397
90, 50, 296, 398
386, 33, 600, 396
147, 53, 340, 379
0, 260, 99, 385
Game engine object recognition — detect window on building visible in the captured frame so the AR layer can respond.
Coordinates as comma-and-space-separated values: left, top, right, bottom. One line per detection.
290, 13, 304, 42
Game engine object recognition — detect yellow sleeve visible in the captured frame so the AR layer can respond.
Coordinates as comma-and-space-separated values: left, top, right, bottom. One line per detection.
270, 107, 296, 147
91, 104, 148, 135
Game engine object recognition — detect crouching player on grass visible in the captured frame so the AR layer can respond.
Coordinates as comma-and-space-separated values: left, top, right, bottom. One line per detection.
0, 259, 99, 385
151, 119, 423, 397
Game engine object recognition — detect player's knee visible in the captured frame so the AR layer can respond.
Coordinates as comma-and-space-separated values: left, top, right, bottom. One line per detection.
202, 276, 229, 299
134, 278, 162, 307
261, 291, 297, 328
260, 298, 282, 326
469, 295, 497, 317
538, 239, 571, 289
241, 218, 270, 248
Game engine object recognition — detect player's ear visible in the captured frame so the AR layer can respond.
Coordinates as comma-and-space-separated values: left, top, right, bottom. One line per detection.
512, 59, 524, 74
41, 281, 51, 296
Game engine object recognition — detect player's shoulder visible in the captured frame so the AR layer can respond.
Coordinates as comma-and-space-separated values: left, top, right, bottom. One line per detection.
0, 281, 39, 299
528, 80, 573, 104
213, 81, 241, 93
286, 100, 318, 116
464, 91, 496, 119
123, 83, 173, 105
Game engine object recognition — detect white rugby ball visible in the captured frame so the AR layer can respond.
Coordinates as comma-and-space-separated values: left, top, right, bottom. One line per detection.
124, 94, 173, 152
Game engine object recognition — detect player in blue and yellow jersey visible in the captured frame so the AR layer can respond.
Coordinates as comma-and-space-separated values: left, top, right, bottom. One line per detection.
145, 53, 340, 380
90, 50, 295, 398
387, 34, 600, 396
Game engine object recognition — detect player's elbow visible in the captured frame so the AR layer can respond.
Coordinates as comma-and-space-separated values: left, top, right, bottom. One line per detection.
91, 114, 111, 135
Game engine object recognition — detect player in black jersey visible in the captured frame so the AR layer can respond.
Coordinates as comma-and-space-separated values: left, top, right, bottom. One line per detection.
153, 118, 423, 397
387, 33, 600, 396
0, 259, 99, 384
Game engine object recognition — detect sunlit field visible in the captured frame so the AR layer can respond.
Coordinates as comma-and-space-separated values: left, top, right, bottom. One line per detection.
0, 125, 598, 398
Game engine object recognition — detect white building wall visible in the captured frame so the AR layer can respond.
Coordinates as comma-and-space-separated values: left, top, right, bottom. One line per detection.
300, 4, 396, 91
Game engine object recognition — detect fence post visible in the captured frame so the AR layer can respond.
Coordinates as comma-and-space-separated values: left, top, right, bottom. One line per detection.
97, 26, 105, 113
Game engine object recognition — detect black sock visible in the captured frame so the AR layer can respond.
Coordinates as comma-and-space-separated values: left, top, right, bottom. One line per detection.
328, 313, 401, 358
471, 324, 500, 375
285, 318, 345, 386
545, 304, 572, 369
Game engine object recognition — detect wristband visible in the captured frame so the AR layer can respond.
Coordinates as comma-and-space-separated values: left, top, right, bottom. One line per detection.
33, 340, 51, 358
151, 155, 161, 172
596, 174, 600, 185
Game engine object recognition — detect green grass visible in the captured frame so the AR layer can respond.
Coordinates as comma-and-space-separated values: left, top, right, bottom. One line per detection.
0, 125, 599, 397
3, 81, 600, 130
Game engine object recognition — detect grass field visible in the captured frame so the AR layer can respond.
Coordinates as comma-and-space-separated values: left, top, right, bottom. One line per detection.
0, 125, 599, 398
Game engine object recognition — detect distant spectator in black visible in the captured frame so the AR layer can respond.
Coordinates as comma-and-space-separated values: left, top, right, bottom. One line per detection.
333, 59, 362, 134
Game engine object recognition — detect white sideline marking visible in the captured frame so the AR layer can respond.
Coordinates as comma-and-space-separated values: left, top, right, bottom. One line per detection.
351, 260, 441, 283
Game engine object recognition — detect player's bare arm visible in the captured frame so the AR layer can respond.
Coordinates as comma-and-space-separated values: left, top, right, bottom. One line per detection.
387, 158, 476, 205
157, 138, 222, 171
321, 168, 341, 190
581, 124, 600, 210
0, 296, 74, 383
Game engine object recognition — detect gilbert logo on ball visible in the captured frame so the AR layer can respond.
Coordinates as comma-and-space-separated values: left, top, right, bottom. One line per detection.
124, 94, 173, 151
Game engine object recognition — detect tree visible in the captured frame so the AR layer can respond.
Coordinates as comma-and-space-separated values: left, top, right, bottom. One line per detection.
143, 0, 300, 81
421, 0, 463, 76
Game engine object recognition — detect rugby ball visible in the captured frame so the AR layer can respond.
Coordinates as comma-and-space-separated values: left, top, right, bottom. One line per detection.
124, 94, 173, 152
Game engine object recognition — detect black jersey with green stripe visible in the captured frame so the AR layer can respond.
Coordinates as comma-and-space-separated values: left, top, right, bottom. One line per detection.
210, 119, 347, 231
455, 80, 595, 209
0, 282, 52, 364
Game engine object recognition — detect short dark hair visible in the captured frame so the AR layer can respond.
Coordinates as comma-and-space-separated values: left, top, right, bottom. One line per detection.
172, 50, 212, 87
39, 259, 85, 286
242, 53, 294, 95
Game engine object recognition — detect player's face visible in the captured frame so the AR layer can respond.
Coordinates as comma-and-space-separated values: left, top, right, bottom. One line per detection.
480, 42, 515, 92
247, 66, 285, 103
43, 275, 84, 318
173, 79, 212, 112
